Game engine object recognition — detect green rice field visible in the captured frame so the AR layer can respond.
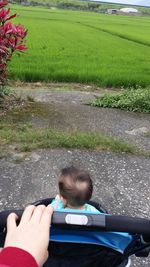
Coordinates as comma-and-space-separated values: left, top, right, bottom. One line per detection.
10, 5, 150, 87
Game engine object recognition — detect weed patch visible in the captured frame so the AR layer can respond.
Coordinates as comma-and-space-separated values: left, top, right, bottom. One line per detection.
90, 88, 150, 113
0, 119, 139, 156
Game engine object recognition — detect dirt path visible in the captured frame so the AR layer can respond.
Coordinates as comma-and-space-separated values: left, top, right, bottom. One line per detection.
16, 87, 150, 151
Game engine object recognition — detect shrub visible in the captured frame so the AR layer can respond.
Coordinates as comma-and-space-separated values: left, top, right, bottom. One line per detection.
0, 0, 27, 91
91, 88, 150, 113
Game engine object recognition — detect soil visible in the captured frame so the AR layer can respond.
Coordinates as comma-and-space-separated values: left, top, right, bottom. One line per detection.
0, 94, 26, 117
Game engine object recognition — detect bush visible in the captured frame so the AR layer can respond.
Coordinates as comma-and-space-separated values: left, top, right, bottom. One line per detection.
0, 0, 27, 88
91, 88, 150, 113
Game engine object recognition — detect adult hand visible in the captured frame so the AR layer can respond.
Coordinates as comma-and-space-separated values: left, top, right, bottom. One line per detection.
4, 205, 53, 267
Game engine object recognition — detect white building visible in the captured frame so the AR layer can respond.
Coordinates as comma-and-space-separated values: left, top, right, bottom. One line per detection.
119, 7, 141, 15
107, 7, 141, 15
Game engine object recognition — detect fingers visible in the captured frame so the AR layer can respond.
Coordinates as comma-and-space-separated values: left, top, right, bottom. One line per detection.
11, 205, 53, 228
40, 205, 53, 228
20, 205, 35, 225
7, 213, 18, 233
4, 204, 52, 267
30, 205, 46, 223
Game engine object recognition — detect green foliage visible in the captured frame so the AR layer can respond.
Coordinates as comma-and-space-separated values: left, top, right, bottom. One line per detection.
26, 0, 112, 10
0, 121, 138, 154
0, 1, 27, 85
24, 0, 150, 15
0, 100, 139, 155
0, 87, 11, 100
26, 95, 35, 102
9, 5, 150, 88
91, 88, 150, 113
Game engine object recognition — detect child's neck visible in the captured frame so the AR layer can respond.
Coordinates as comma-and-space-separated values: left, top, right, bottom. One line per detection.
66, 203, 85, 210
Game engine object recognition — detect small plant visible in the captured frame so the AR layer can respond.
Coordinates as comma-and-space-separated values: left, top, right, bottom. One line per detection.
27, 95, 35, 102
91, 88, 150, 113
0, 0, 27, 95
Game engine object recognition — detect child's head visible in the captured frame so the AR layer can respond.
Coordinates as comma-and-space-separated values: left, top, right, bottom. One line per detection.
59, 166, 93, 208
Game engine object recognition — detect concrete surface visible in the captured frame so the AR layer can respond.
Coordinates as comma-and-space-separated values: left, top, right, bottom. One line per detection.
16, 89, 150, 151
0, 149, 150, 266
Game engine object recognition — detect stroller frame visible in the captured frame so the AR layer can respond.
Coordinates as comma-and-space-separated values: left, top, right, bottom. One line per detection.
0, 198, 150, 267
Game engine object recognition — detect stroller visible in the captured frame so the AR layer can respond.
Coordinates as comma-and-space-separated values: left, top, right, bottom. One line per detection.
0, 198, 150, 267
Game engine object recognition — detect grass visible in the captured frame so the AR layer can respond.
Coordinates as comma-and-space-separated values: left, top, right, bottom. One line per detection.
1, 95, 149, 157
26, 95, 35, 102
8, 5, 150, 88
90, 88, 150, 113
0, 102, 140, 156
0, 87, 11, 99
0, 148, 9, 159
0, 122, 139, 154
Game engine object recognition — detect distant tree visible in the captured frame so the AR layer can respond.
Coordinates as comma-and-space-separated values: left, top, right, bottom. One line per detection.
0, 0, 27, 88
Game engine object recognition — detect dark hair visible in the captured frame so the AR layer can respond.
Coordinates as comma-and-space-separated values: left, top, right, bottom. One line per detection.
59, 166, 93, 207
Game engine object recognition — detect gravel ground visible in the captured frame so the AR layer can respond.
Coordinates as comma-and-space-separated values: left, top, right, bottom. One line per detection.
0, 149, 150, 266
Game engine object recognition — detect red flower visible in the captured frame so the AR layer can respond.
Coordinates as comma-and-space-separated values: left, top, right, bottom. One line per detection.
0, 0, 8, 9
2, 22, 27, 38
0, 1, 27, 83
0, 45, 7, 53
16, 45, 27, 51
15, 24, 27, 38
3, 22, 15, 34
0, 8, 16, 24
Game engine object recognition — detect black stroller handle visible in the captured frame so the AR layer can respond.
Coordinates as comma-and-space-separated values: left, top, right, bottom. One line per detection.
52, 212, 150, 236
0, 209, 150, 237
106, 215, 150, 235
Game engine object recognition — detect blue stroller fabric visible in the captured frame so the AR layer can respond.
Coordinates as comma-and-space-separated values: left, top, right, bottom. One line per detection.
50, 205, 133, 253
50, 227, 133, 254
